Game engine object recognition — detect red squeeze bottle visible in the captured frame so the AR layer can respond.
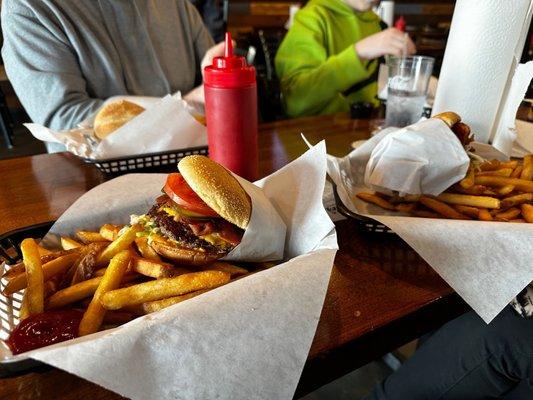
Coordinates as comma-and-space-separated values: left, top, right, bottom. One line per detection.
204, 32, 259, 181
394, 16, 406, 32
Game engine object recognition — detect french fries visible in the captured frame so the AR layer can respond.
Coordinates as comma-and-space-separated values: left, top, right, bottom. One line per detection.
356, 193, 395, 210
20, 239, 45, 316
99, 224, 122, 241
131, 257, 189, 278
97, 225, 142, 266
61, 237, 82, 250
356, 155, 533, 222
419, 196, 470, 220
459, 165, 475, 188
79, 250, 132, 336
47, 277, 103, 309
478, 209, 493, 221
3, 253, 79, 295
142, 290, 209, 314
101, 270, 230, 310
76, 230, 107, 244
436, 193, 500, 209
520, 155, 533, 181
196, 261, 248, 278
474, 176, 533, 193
522, 204, 533, 223
134, 237, 162, 261
1, 218, 268, 351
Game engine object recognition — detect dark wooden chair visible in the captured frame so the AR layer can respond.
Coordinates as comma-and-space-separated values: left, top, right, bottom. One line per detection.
0, 82, 14, 149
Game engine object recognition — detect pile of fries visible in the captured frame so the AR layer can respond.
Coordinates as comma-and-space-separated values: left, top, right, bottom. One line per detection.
357, 155, 533, 222
2, 223, 272, 337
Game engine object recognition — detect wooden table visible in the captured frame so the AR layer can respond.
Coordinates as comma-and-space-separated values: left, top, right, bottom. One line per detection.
0, 114, 468, 399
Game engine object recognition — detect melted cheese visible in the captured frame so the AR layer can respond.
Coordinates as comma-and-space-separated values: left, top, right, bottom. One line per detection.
200, 233, 233, 249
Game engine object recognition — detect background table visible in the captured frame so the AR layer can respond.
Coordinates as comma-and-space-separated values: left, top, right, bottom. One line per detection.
0, 114, 469, 399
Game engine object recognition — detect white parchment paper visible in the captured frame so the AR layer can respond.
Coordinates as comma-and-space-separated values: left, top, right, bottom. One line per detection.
328, 139, 533, 323
365, 119, 470, 196
2, 142, 338, 400
24, 94, 207, 160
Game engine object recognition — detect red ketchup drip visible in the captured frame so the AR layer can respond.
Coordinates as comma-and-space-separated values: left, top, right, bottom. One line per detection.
7, 310, 84, 355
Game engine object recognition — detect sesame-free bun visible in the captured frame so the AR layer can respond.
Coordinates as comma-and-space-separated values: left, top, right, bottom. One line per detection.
93, 100, 145, 140
433, 111, 461, 128
178, 155, 251, 229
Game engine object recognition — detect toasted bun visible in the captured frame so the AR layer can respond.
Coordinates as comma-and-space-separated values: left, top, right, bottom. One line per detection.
150, 238, 223, 266
93, 100, 145, 140
178, 155, 251, 229
433, 111, 461, 128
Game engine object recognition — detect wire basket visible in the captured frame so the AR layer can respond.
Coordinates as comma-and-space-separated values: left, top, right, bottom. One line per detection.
332, 184, 394, 234
0, 222, 55, 377
82, 146, 208, 175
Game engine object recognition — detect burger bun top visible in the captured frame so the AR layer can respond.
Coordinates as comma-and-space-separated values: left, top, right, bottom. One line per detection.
178, 155, 251, 229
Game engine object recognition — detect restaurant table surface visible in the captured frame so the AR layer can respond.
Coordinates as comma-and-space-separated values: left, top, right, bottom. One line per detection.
0, 113, 468, 399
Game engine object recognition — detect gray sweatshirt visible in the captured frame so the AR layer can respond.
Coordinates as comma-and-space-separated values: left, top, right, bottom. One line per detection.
1, 0, 214, 131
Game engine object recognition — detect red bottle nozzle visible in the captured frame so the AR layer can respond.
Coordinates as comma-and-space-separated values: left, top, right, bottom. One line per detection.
225, 32, 233, 58
395, 16, 406, 32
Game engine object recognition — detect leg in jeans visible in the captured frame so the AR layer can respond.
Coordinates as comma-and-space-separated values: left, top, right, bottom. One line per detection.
364, 306, 533, 400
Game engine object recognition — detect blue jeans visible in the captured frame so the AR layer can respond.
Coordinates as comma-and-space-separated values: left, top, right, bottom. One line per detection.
364, 307, 533, 399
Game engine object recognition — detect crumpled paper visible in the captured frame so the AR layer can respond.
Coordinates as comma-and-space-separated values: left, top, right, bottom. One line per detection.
24, 93, 207, 160
327, 137, 532, 323
1, 142, 338, 400
364, 118, 470, 196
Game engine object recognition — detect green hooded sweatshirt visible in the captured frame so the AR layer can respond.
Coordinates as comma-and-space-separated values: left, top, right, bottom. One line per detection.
275, 0, 382, 117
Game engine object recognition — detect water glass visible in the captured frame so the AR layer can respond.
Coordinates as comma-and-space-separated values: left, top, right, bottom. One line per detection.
385, 56, 435, 127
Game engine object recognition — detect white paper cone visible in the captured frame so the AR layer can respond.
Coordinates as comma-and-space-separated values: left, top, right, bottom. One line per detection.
364, 119, 470, 196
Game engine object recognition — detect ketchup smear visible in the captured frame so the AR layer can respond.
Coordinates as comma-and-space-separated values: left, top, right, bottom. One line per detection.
7, 310, 84, 355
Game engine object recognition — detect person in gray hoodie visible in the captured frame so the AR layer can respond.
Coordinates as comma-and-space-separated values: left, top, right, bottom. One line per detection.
1, 0, 223, 150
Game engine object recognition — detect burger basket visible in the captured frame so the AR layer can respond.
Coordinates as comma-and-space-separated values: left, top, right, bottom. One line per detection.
332, 183, 393, 234
0, 222, 54, 377
82, 146, 208, 176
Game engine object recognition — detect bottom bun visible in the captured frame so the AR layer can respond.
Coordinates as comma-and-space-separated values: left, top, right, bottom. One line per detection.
150, 240, 223, 266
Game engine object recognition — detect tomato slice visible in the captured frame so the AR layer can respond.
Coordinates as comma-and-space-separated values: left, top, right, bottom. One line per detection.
163, 173, 219, 217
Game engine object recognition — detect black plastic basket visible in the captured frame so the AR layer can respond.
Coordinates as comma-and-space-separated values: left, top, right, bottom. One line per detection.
0, 222, 55, 377
332, 184, 393, 234
82, 146, 208, 175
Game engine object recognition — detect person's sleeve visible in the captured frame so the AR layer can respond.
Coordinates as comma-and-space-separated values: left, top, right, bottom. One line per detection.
1, 5, 103, 130
275, 9, 373, 117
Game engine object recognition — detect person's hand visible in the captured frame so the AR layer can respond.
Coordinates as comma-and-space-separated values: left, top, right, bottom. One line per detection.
183, 84, 205, 105
355, 28, 416, 60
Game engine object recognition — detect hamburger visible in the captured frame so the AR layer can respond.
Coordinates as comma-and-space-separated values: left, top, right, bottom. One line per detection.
433, 111, 473, 146
93, 100, 145, 140
135, 155, 251, 265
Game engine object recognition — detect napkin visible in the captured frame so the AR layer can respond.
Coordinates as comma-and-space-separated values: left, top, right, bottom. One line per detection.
1, 143, 338, 400
24, 93, 207, 160
432, 0, 533, 148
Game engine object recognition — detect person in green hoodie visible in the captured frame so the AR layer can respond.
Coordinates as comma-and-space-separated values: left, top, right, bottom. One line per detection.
275, 0, 416, 117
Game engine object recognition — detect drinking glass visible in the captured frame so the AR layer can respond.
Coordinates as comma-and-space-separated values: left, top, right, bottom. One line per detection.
385, 56, 435, 127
